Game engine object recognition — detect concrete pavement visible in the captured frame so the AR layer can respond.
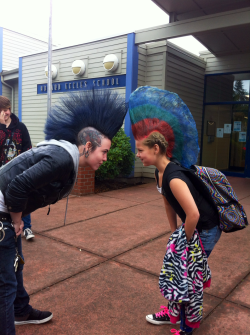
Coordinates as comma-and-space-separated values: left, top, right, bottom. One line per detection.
16, 177, 250, 335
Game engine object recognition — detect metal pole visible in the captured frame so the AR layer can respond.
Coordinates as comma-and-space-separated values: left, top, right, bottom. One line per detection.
47, 0, 53, 115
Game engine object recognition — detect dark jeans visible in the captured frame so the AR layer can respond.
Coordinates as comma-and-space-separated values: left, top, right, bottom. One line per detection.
0, 222, 32, 335
180, 225, 222, 333
22, 214, 31, 230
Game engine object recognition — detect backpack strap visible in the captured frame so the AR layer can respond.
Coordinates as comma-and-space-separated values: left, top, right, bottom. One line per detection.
155, 168, 159, 185
163, 162, 218, 213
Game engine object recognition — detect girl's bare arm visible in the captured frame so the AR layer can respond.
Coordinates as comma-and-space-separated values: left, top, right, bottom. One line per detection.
169, 178, 200, 242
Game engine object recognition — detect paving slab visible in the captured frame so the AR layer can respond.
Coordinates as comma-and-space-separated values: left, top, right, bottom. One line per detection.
196, 301, 250, 335
12, 177, 250, 334
240, 195, 250, 206
21, 234, 105, 295
115, 223, 250, 299
202, 293, 222, 319
137, 181, 157, 189
227, 177, 250, 200
205, 227, 250, 299
44, 203, 171, 258
97, 185, 162, 203
16, 261, 170, 335
115, 234, 171, 276
149, 198, 165, 208
16, 261, 221, 335
31, 194, 138, 232
227, 273, 250, 309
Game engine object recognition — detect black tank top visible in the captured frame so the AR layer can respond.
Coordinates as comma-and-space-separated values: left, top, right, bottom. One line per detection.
156, 162, 219, 232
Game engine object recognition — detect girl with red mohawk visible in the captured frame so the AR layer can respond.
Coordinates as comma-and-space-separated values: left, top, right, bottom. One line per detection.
129, 86, 221, 335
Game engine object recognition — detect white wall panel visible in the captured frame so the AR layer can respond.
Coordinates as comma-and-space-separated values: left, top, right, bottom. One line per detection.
21, 35, 127, 145
2, 29, 47, 70
200, 51, 250, 74
166, 51, 206, 165
1, 84, 11, 101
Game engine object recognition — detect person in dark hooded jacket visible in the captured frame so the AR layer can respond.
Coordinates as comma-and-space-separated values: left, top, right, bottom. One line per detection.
0, 96, 32, 166
0, 89, 127, 335
0, 96, 35, 240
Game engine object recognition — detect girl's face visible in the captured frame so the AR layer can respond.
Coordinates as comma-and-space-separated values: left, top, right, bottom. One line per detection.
136, 139, 156, 166
82, 137, 111, 170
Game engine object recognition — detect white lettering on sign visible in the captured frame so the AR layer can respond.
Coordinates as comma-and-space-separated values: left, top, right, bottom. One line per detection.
38, 75, 124, 94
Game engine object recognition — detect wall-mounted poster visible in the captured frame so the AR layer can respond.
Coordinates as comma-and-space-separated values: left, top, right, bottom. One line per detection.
233, 121, 241, 132
239, 132, 247, 142
224, 124, 232, 134
216, 128, 224, 138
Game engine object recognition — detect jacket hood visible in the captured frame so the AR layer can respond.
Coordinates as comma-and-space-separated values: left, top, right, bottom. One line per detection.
0, 113, 19, 132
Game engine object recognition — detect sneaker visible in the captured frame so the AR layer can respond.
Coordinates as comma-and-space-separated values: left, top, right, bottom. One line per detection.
170, 330, 193, 335
15, 308, 53, 325
146, 305, 181, 325
23, 228, 35, 240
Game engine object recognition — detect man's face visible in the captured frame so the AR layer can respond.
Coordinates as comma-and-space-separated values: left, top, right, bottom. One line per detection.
79, 137, 111, 170
1, 108, 11, 123
88, 137, 111, 171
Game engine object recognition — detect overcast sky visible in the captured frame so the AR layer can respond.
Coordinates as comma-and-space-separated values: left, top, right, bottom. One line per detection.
1, 0, 208, 56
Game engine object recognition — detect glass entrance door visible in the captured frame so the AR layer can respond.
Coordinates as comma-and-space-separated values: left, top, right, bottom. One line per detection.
202, 104, 250, 176
203, 72, 250, 177
229, 105, 249, 172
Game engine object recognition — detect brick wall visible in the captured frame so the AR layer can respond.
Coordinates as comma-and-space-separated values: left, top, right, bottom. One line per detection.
71, 166, 95, 196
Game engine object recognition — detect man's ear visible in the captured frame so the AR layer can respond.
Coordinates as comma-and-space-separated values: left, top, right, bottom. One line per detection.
86, 141, 93, 152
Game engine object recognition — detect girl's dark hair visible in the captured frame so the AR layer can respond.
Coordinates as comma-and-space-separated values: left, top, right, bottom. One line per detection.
44, 88, 127, 144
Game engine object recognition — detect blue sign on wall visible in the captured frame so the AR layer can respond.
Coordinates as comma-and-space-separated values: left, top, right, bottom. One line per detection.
37, 74, 126, 94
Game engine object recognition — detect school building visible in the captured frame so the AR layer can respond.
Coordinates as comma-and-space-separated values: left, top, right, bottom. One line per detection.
0, 0, 249, 188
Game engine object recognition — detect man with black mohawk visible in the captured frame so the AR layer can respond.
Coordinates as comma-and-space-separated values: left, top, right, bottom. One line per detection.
0, 89, 127, 335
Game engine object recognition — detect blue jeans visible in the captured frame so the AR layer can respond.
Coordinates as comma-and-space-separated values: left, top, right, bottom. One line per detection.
22, 214, 31, 230
0, 222, 32, 335
180, 225, 222, 333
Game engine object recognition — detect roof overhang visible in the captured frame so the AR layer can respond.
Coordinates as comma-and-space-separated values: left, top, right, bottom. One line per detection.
135, 6, 250, 55
1, 68, 19, 81
151, 0, 250, 21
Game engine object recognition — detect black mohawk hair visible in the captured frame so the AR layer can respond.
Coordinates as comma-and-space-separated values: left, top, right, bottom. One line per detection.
44, 88, 127, 144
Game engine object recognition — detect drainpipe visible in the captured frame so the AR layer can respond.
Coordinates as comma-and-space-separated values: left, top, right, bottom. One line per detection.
1, 75, 14, 113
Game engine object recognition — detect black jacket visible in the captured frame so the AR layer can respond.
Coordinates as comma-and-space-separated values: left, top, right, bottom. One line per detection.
0, 114, 32, 167
0, 145, 75, 217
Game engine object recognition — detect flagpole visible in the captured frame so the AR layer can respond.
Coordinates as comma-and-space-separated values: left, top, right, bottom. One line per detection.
47, 0, 52, 115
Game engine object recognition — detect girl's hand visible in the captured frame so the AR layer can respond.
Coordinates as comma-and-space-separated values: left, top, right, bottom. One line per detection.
0, 111, 6, 125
